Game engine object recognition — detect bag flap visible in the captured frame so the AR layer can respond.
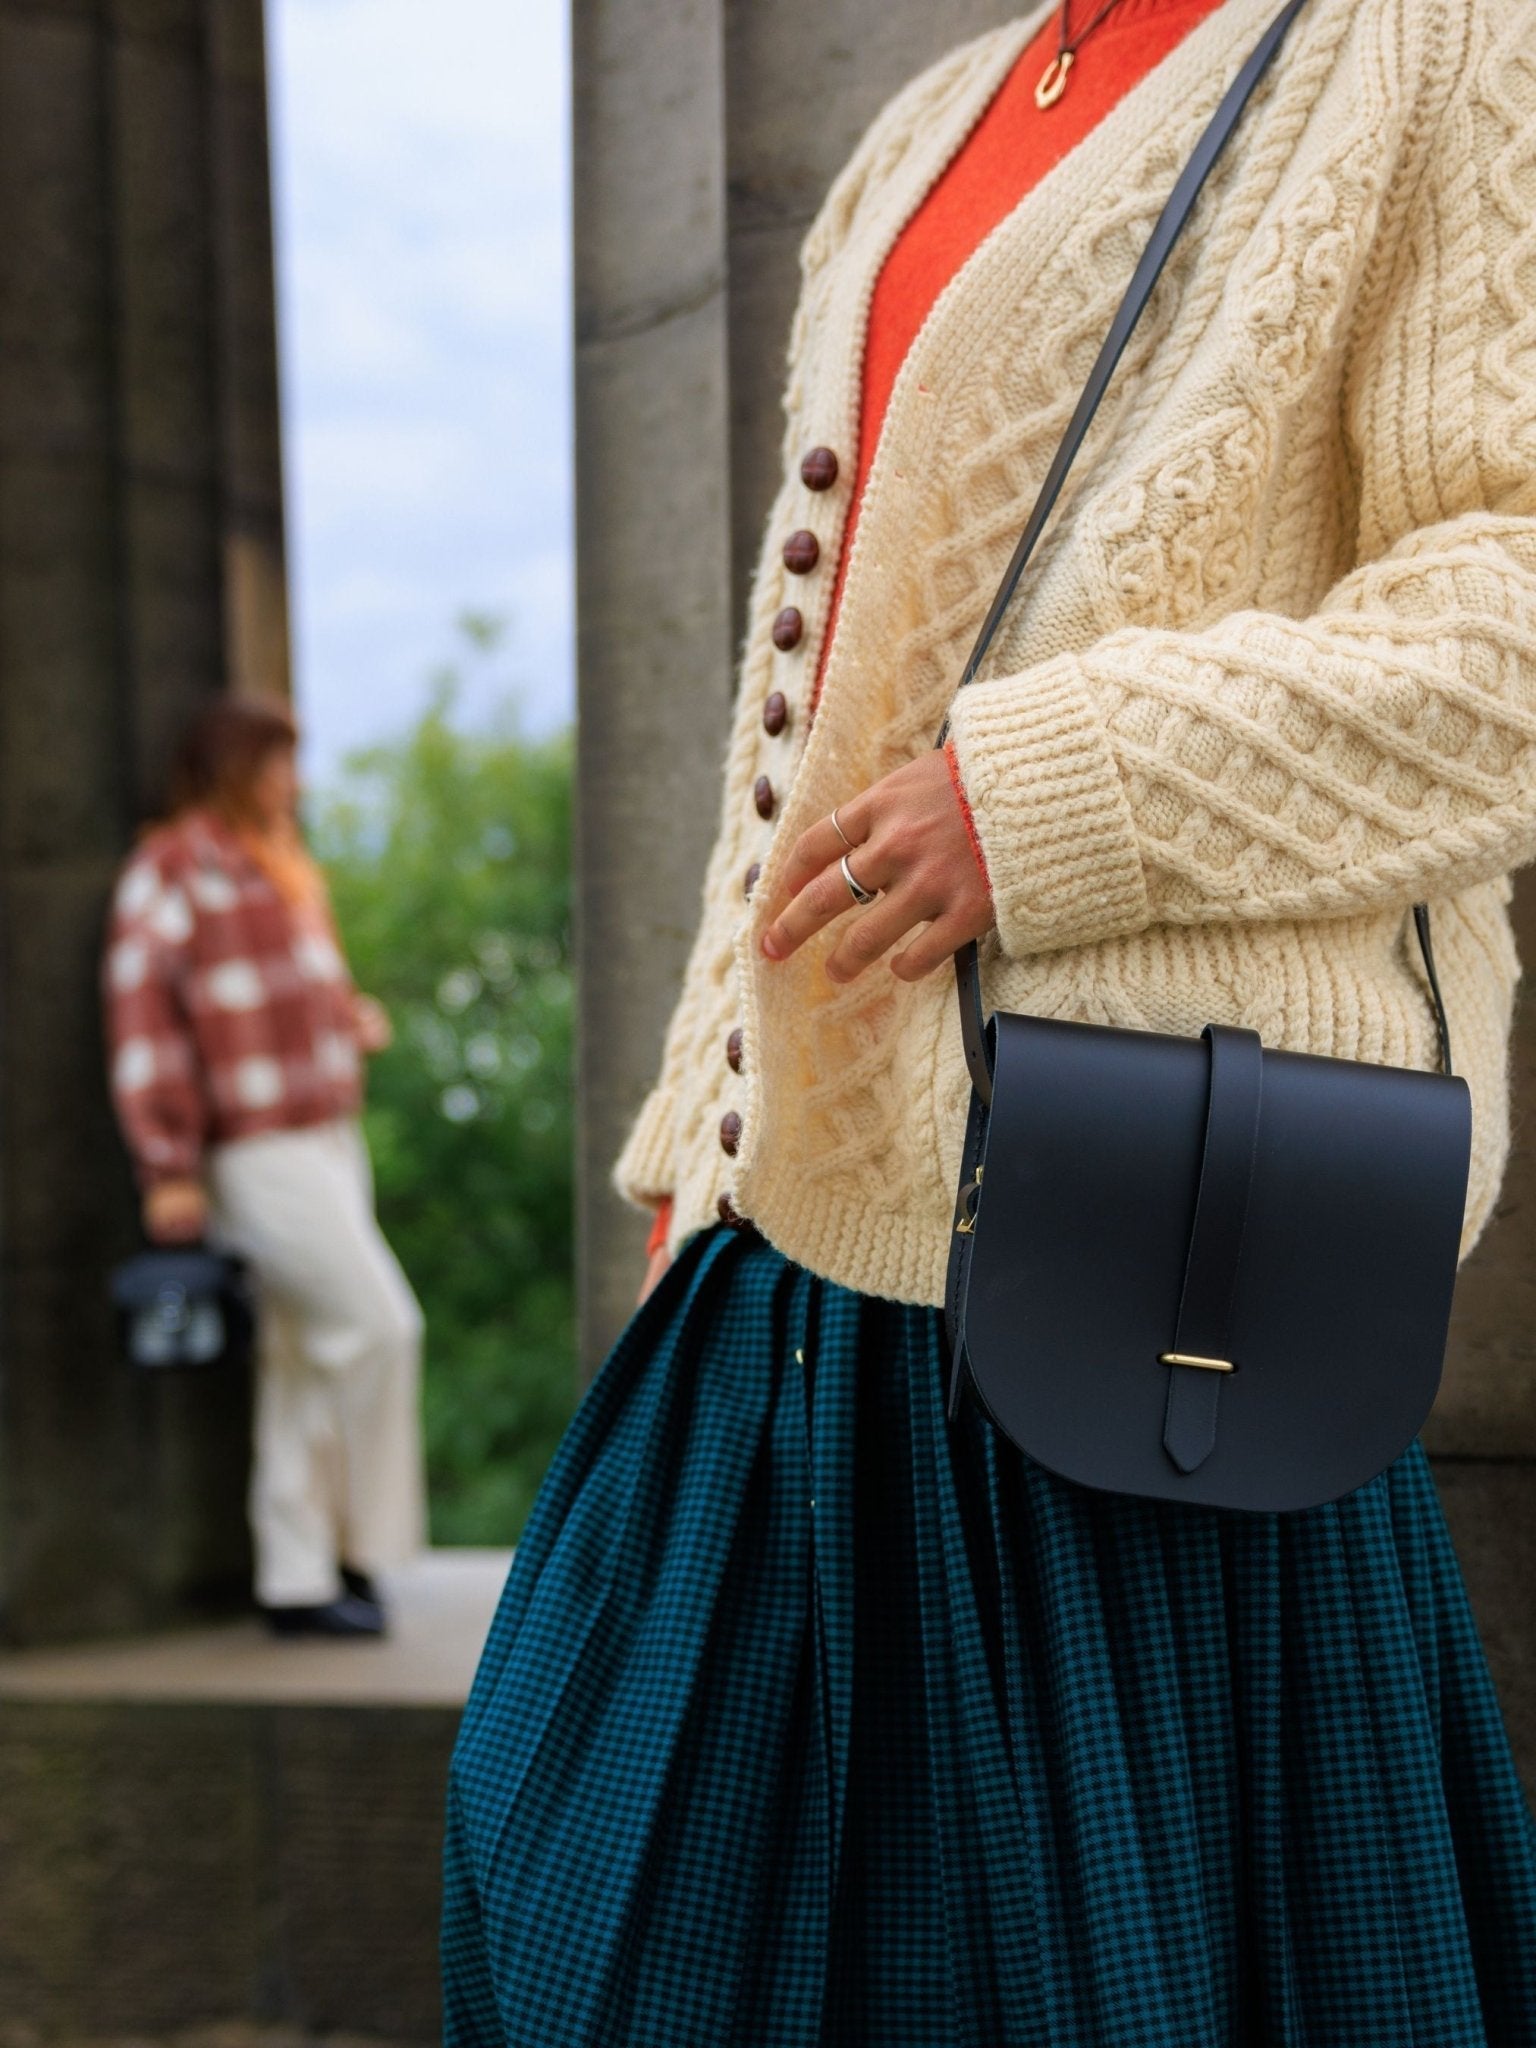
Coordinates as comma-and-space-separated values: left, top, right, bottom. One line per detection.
961, 1014, 1472, 1510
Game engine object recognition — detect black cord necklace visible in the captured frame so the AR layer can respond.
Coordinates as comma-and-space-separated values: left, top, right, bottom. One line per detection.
1035, 0, 1133, 108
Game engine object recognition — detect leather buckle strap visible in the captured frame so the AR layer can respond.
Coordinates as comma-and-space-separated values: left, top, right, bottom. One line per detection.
955, 938, 993, 1105
1161, 1023, 1262, 1474
1414, 902, 1454, 1078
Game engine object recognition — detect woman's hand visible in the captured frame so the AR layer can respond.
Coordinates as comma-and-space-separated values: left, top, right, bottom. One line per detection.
760, 749, 993, 982
354, 994, 394, 1055
143, 1177, 209, 1245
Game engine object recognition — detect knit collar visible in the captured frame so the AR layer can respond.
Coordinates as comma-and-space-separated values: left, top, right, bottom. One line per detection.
1069, 0, 1231, 23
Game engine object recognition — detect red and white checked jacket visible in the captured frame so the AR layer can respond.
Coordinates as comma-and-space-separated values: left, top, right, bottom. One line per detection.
105, 810, 364, 1188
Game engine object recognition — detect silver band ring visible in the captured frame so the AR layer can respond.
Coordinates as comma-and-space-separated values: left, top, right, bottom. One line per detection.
840, 853, 877, 907
830, 807, 853, 849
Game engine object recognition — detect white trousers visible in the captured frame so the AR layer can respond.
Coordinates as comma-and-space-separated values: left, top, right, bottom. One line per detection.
207, 1120, 427, 1607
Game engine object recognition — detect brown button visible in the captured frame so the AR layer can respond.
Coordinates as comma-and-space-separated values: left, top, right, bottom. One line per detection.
719, 1110, 742, 1156
754, 775, 775, 820
743, 861, 761, 898
717, 1192, 743, 1227
782, 529, 820, 575
762, 691, 789, 736
726, 1027, 744, 1073
800, 446, 839, 492
772, 607, 803, 651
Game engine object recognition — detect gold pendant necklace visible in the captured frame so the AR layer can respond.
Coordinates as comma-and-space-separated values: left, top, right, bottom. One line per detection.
1035, 48, 1075, 108
1034, 0, 1131, 109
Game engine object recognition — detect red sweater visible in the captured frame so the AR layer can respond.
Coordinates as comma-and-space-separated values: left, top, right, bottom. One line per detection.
106, 811, 364, 1188
648, 0, 1225, 1258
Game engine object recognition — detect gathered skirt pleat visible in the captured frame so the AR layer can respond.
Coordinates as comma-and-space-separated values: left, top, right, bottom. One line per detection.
443, 1223, 1536, 2047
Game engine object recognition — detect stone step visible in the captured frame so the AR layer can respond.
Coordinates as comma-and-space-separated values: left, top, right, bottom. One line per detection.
0, 1552, 511, 2044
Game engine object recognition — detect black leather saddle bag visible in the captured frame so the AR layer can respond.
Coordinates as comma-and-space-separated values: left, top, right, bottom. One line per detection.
939, 0, 1474, 1512
944, 1013, 1471, 1511
111, 1245, 256, 1372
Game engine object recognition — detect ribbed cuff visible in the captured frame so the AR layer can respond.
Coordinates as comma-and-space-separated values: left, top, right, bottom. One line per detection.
942, 738, 992, 894
945, 657, 1148, 957
612, 1084, 679, 1209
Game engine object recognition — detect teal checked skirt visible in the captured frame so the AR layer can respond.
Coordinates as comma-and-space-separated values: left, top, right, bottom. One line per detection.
443, 1223, 1536, 2046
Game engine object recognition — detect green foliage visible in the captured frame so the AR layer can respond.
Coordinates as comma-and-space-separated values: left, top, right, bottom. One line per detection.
312, 622, 576, 1545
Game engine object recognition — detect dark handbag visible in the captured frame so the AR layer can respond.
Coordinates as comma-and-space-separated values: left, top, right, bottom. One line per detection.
941, 0, 1474, 1513
110, 1245, 256, 1372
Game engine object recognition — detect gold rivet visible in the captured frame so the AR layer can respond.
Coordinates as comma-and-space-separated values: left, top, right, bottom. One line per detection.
794, 1347, 804, 1365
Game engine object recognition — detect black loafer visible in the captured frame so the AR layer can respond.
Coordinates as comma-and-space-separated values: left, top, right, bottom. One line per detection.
340, 1564, 381, 1605
262, 1592, 387, 1639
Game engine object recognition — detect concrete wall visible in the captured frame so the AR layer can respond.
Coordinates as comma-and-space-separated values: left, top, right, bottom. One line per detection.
573, 0, 1536, 1770
571, 0, 736, 1368
0, 0, 288, 1643
1434, 874, 1536, 1460
0, 1697, 447, 2039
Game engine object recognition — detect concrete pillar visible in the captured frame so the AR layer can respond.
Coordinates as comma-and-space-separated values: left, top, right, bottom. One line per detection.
0, 0, 289, 1643
207, 0, 290, 705
573, 0, 1536, 1791
1427, 876, 1536, 1790
572, 0, 736, 1364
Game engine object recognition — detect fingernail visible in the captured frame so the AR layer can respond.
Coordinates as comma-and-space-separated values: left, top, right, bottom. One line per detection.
761, 932, 782, 960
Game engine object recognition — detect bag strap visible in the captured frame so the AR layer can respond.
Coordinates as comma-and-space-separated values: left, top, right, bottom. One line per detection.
936, 0, 1454, 1099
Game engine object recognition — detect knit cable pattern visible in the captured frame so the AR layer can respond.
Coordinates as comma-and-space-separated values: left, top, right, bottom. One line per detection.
617, 0, 1536, 1309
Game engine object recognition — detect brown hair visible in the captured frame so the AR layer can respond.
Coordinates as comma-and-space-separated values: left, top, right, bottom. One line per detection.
167, 696, 299, 828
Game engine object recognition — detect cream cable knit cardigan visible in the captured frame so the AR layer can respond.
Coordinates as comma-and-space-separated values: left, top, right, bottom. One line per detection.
615, 0, 1536, 1308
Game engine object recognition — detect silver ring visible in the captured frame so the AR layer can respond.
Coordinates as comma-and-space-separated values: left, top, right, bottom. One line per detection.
840, 853, 877, 907
830, 807, 852, 849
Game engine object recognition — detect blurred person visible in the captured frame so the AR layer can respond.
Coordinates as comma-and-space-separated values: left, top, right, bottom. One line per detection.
105, 696, 426, 1639
445, 0, 1536, 2040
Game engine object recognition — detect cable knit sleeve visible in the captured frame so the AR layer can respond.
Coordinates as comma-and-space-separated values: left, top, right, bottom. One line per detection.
947, 0, 1536, 962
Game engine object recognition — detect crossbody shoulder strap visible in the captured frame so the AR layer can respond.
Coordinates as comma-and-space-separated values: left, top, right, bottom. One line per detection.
937, 0, 1454, 1098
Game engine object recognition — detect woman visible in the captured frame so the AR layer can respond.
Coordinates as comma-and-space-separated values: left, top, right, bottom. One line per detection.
105, 696, 426, 1638
446, 0, 1536, 2038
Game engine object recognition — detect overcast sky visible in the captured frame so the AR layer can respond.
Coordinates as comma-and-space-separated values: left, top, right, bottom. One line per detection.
268, 0, 573, 779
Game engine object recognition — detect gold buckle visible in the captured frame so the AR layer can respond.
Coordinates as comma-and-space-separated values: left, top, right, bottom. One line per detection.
954, 1165, 983, 1236
1158, 1351, 1236, 1374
